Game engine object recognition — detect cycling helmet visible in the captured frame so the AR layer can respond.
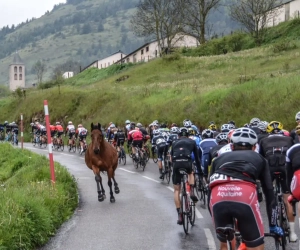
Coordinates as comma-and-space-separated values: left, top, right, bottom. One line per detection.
68, 121, 72, 125
30, 123, 34, 126
296, 112, 300, 121
266, 121, 283, 133
4, 121, 8, 124
215, 133, 228, 144
136, 123, 142, 128
202, 129, 213, 138
160, 123, 167, 128
110, 123, 116, 128
170, 126, 179, 133
152, 120, 158, 124
179, 127, 189, 137
208, 124, 217, 131
117, 128, 123, 132
56, 122, 60, 125
250, 118, 260, 126
231, 128, 257, 146
171, 123, 177, 127
78, 124, 83, 128
229, 123, 236, 129
125, 120, 130, 124
257, 121, 268, 132
209, 121, 215, 125
153, 129, 160, 136
35, 121, 40, 125
183, 120, 192, 128
296, 125, 300, 135
11, 121, 16, 124
243, 123, 250, 128
188, 127, 195, 135
228, 120, 235, 126
227, 129, 235, 142
221, 124, 230, 133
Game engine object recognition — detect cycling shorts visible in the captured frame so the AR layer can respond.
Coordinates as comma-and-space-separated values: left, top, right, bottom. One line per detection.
79, 135, 86, 141
271, 168, 289, 193
50, 131, 56, 137
57, 131, 64, 137
68, 132, 75, 139
210, 181, 264, 248
132, 140, 143, 148
116, 139, 124, 147
172, 160, 193, 185
291, 170, 300, 200
157, 144, 167, 161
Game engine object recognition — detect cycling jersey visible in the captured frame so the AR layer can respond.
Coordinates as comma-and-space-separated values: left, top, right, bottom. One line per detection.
290, 129, 300, 144
152, 135, 167, 161
209, 144, 226, 161
257, 132, 268, 144
77, 127, 88, 137
129, 129, 143, 141
66, 124, 75, 134
286, 144, 300, 195
114, 131, 126, 147
167, 134, 178, 146
171, 137, 202, 185
199, 139, 217, 176
209, 150, 277, 244
50, 125, 56, 137
250, 126, 261, 135
55, 125, 64, 132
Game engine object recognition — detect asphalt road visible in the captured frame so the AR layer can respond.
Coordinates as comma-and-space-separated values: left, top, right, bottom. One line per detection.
19, 143, 300, 250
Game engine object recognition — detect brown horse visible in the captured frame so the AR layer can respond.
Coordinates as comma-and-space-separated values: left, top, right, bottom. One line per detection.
85, 123, 120, 203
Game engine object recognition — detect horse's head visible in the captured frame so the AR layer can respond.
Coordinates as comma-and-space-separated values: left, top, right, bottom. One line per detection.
91, 123, 103, 155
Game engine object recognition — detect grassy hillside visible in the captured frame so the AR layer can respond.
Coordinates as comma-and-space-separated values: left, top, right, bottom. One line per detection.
0, 19, 300, 133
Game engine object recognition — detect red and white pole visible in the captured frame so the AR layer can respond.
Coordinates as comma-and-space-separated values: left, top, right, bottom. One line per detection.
44, 100, 56, 184
20, 114, 23, 149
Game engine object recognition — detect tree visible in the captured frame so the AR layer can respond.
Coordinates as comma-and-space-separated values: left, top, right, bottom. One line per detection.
183, 0, 222, 44
130, 0, 186, 55
32, 60, 47, 84
229, 0, 283, 45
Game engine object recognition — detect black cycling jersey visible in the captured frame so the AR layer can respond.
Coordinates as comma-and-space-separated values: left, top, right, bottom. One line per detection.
210, 150, 276, 226
151, 135, 166, 147
139, 127, 148, 137
171, 136, 201, 170
286, 144, 300, 189
257, 132, 268, 144
290, 129, 300, 144
209, 144, 225, 160
250, 126, 261, 135
167, 134, 178, 146
259, 134, 293, 168
114, 131, 125, 141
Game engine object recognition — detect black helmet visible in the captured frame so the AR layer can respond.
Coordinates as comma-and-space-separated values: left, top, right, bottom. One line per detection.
179, 127, 189, 137
160, 123, 167, 128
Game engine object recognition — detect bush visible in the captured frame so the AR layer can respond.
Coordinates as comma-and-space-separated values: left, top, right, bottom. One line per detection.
272, 40, 297, 53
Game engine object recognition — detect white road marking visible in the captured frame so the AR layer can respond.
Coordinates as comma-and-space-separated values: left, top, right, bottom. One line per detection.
142, 176, 160, 183
195, 208, 203, 219
60, 153, 75, 157
167, 187, 174, 191
119, 168, 136, 174
204, 228, 216, 250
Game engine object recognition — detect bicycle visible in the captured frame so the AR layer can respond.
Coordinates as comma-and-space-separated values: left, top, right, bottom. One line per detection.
179, 168, 195, 234
193, 164, 207, 206
143, 143, 151, 162
161, 151, 172, 184
56, 135, 64, 151
133, 146, 147, 171
39, 134, 47, 149
118, 145, 126, 165
78, 138, 88, 155
152, 147, 158, 163
68, 135, 76, 153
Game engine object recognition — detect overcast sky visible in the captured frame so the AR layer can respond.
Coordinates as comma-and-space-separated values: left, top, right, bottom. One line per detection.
0, 0, 66, 28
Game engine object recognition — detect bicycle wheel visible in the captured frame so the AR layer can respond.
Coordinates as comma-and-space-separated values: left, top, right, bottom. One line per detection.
42, 138, 47, 148
59, 140, 64, 151
166, 162, 171, 184
121, 154, 126, 165
32, 137, 36, 147
144, 145, 150, 162
278, 202, 288, 250
189, 200, 195, 226
194, 174, 201, 200
181, 193, 189, 234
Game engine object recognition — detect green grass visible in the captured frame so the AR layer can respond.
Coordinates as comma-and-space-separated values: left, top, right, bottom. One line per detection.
0, 143, 78, 250
0, 19, 300, 133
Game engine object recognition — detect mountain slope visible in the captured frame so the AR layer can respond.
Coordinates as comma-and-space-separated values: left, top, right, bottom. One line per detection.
0, 0, 239, 86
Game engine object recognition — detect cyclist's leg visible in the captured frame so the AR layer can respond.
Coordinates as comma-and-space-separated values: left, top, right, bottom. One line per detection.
157, 146, 164, 178
172, 162, 182, 224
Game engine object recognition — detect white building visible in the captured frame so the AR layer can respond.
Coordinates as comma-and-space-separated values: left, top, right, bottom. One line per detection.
266, 0, 300, 27
62, 71, 74, 79
82, 50, 127, 71
116, 34, 199, 64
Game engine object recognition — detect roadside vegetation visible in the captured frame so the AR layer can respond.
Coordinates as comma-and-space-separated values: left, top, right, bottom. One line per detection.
0, 19, 300, 132
0, 143, 78, 250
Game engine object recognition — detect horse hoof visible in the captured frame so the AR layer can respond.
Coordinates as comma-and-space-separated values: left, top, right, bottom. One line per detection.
115, 188, 120, 194
98, 195, 104, 202
110, 197, 115, 203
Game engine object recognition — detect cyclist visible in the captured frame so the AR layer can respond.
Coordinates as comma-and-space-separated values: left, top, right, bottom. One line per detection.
167, 126, 179, 147
106, 123, 117, 141
208, 121, 219, 138
171, 127, 202, 225
49, 123, 56, 143
30, 122, 39, 143
290, 111, 300, 143
76, 124, 88, 154
10, 122, 18, 145
199, 129, 217, 180
114, 128, 126, 157
128, 126, 143, 160
210, 133, 228, 160
249, 117, 261, 135
286, 125, 300, 242
209, 128, 283, 250
152, 129, 168, 179
65, 121, 76, 149
125, 120, 131, 138
55, 122, 64, 140
35, 122, 47, 144
256, 121, 269, 143
259, 121, 295, 241
220, 124, 231, 133
0, 122, 4, 141
228, 120, 236, 128
4, 121, 12, 141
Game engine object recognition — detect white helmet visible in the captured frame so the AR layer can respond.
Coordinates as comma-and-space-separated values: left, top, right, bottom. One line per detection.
170, 126, 179, 133
202, 129, 213, 138
68, 121, 72, 125
257, 121, 268, 132
56, 122, 60, 125
153, 129, 160, 136
250, 118, 260, 126
136, 123, 142, 128
125, 120, 130, 124
295, 112, 300, 121
231, 128, 257, 146
110, 123, 116, 128
215, 133, 228, 144
183, 120, 192, 128
221, 124, 230, 133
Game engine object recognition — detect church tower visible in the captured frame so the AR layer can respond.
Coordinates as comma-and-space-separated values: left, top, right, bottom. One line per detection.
9, 53, 25, 91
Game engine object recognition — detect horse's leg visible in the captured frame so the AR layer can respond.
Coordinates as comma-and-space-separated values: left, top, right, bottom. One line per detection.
93, 166, 105, 202
107, 168, 115, 203
112, 170, 120, 194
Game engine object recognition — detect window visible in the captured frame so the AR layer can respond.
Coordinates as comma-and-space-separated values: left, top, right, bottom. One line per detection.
14, 74, 17, 80
19, 66, 22, 73
141, 49, 144, 55
146, 46, 149, 52
14, 66, 17, 73
19, 74, 22, 80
